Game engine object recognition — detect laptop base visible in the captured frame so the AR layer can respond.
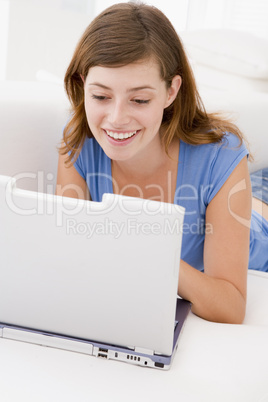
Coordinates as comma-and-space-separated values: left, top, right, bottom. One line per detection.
0, 298, 190, 370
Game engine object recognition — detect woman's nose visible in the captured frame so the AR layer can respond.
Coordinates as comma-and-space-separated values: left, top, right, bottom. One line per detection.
108, 100, 130, 126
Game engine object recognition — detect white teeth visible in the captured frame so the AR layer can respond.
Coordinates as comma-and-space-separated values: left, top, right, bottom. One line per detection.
106, 130, 137, 140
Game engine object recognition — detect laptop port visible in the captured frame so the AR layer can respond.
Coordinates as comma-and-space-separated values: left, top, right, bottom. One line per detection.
154, 362, 164, 368
98, 353, 108, 359
98, 348, 108, 353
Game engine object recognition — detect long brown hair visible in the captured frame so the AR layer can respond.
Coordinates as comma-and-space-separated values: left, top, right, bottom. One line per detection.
61, 2, 247, 164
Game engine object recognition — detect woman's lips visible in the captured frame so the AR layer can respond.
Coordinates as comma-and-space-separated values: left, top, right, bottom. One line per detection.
103, 129, 140, 145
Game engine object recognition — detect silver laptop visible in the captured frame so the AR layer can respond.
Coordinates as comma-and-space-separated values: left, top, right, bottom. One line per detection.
0, 174, 190, 370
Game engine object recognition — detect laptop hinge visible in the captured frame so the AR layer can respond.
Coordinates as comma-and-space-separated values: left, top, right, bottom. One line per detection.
134, 346, 154, 356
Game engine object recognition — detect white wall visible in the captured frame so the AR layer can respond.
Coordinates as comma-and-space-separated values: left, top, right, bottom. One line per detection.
0, 0, 10, 80
5, 0, 92, 81
187, 0, 268, 38
1, 0, 268, 82
3, 0, 189, 82
93, 0, 189, 32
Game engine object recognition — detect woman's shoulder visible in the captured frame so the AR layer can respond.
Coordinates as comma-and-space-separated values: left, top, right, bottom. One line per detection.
181, 132, 248, 162
179, 132, 249, 204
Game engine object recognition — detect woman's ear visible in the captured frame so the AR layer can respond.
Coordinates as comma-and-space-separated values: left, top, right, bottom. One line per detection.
80, 74, 85, 83
165, 75, 182, 108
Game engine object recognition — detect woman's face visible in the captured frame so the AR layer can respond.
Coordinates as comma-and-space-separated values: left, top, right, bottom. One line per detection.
83, 59, 181, 163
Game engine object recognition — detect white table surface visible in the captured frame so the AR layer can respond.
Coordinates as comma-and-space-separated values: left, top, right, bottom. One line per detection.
1, 271, 268, 402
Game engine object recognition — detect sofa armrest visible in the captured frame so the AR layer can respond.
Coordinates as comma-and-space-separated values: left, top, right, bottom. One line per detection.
0, 81, 69, 192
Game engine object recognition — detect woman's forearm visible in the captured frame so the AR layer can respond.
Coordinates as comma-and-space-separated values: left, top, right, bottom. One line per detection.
178, 260, 246, 324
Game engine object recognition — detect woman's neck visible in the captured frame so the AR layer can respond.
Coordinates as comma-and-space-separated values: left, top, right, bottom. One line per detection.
111, 138, 180, 201
112, 137, 179, 180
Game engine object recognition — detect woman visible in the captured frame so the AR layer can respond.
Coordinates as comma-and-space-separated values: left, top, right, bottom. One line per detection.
56, 2, 268, 324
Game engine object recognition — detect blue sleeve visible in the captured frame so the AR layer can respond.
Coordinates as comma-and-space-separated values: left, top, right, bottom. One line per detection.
68, 137, 113, 201
205, 133, 249, 204
70, 137, 96, 180
73, 153, 86, 180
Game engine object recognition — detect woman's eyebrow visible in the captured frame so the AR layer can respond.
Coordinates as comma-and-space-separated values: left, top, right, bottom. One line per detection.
88, 82, 157, 92
88, 83, 111, 90
128, 86, 157, 92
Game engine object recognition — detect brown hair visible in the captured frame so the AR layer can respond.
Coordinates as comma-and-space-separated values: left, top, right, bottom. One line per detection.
61, 2, 247, 164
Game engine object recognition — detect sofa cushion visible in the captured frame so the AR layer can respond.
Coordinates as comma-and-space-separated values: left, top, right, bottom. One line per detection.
181, 29, 268, 80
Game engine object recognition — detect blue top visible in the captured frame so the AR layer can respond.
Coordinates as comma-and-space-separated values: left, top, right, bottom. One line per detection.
73, 133, 268, 272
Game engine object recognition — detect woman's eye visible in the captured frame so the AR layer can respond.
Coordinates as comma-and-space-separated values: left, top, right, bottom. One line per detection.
91, 95, 109, 101
133, 99, 150, 105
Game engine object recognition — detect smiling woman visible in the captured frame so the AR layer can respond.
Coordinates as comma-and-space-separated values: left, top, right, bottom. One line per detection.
56, 2, 268, 324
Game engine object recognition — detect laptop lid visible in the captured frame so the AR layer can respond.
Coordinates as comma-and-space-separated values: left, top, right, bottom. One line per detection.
0, 175, 185, 357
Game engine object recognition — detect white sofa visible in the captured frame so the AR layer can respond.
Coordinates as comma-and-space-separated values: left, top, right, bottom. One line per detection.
0, 80, 69, 193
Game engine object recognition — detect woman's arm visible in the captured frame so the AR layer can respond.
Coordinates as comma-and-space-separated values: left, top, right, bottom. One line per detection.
56, 152, 90, 200
178, 156, 251, 323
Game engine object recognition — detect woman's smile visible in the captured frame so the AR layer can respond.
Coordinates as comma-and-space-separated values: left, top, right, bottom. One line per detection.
103, 129, 141, 146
